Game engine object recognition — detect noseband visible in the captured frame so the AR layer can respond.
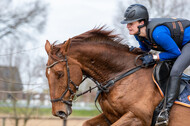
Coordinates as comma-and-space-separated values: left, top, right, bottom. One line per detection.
46, 55, 85, 106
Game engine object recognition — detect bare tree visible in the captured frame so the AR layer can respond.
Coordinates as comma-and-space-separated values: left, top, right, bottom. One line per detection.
0, 0, 47, 41
0, 0, 48, 126
0, 0, 48, 64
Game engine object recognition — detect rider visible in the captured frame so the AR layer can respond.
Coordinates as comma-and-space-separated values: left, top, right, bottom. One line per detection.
121, 4, 190, 125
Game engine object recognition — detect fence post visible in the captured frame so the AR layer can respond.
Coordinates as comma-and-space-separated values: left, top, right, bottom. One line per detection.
63, 119, 67, 126
2, 117, 5, 126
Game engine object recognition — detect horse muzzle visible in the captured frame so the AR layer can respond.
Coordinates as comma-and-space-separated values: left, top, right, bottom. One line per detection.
55, 105, 72, 119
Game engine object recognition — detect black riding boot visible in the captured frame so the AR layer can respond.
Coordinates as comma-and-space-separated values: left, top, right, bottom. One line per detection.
156, 76, 181, 126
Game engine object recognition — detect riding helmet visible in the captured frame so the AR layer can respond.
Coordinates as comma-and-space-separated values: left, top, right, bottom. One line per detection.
121, 4, 149, 24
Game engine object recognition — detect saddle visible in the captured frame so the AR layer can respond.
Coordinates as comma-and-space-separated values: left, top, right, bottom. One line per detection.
153, 61, 187, 96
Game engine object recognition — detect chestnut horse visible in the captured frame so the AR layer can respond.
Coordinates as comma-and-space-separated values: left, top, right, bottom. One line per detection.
45, 27, 190, 126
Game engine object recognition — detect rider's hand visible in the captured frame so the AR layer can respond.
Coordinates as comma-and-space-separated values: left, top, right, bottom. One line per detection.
140, 54, 157, 66
129, 46, 136, 52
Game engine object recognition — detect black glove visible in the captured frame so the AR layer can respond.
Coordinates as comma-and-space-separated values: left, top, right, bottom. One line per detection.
140, 54, 156, 66
129, 46, 136, 52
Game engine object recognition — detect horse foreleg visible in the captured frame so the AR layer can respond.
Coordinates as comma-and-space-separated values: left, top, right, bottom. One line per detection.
82, 113, 110, 126
111, 111, 149, 126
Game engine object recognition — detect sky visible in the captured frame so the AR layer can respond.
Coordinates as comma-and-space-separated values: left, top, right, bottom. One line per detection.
40, 0, 123, 45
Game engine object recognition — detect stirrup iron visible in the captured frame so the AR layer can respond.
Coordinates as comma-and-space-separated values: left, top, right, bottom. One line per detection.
155, 109, 169, 126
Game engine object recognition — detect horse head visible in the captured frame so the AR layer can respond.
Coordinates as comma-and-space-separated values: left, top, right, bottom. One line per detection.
45, 27, 135, 119
45, 40, 83, 119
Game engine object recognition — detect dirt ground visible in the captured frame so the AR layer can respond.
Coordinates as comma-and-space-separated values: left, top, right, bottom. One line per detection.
0, 117, 90, 126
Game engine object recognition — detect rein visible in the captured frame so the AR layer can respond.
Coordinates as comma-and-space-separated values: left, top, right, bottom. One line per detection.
93, 65, 142, 111
75, 65, 142, 99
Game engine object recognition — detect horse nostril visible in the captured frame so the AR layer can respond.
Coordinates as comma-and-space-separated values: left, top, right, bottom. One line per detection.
58, 111, 64, 115
57, 111, 67, 119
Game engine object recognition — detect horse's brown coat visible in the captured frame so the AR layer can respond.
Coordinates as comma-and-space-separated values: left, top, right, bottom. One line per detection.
45, 27, 190, 126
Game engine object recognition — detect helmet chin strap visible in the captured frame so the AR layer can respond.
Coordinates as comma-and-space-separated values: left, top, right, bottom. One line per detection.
136, 24, 145, 36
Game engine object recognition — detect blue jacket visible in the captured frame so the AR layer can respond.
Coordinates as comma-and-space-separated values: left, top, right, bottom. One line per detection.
135, 25, 190, 61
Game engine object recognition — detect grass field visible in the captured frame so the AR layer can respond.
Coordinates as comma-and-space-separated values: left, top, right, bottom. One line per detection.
71, 109, 99, 117
0, 107, 100, 117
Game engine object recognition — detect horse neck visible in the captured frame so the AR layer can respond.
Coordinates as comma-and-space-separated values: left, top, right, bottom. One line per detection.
68, 42, 137, 83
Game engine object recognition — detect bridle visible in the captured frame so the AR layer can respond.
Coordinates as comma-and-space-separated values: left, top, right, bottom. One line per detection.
46, 53, 143, 125
46, 55, 87, 106
46, 54, 144, 107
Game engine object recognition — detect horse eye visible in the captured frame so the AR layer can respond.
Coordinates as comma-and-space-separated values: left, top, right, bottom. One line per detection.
56, 71, 64, 79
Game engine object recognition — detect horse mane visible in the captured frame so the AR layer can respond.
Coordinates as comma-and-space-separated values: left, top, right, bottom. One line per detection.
71, 26, 130, 50
50, 26, 130, 57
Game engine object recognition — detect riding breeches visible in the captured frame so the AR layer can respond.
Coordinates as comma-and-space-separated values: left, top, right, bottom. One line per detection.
170, 42, 190, 77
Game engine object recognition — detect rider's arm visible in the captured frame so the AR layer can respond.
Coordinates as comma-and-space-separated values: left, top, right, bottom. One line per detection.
152, 26, 181, 61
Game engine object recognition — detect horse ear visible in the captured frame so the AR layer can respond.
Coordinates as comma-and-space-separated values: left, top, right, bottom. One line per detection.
45, 40, 51, 55
63, 39, 71, 53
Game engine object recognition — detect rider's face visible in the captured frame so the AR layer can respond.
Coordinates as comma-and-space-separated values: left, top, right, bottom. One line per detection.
127, 21, 141, 35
